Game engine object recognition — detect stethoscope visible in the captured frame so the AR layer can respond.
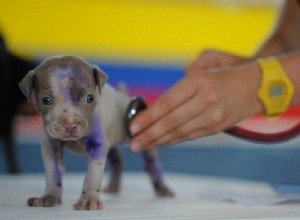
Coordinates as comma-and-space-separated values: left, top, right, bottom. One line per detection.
125, 97, 300, 143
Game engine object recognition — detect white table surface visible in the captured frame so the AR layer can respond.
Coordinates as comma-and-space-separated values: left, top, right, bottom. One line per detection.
1, 173, 300, 220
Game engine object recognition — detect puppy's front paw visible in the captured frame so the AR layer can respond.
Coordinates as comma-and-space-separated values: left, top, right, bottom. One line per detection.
73, 198, 102, 210
27, 195, 61, 207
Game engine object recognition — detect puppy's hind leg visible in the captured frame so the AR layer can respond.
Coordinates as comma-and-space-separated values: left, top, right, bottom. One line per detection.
104, 146, 122, 194
143, 149, 175, 197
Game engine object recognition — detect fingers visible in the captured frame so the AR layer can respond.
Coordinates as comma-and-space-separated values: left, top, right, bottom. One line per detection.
130, 93, 207, 151
129, 74, 200, 138
131, 103, 226, 152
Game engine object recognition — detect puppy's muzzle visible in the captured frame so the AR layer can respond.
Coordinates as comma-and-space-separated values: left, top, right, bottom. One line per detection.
62, 121, 80, 135
47, 111, 89, 140
51, 120, 86, 140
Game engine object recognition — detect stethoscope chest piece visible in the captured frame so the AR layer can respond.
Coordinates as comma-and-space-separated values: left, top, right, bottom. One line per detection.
124, 96, 147, 138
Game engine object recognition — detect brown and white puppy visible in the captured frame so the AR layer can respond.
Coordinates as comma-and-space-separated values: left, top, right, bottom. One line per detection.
19, 56, 174, 210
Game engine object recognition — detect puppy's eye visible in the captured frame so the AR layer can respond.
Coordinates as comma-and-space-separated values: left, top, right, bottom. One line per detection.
86, 94, 95, 104
41, 96, 53, 106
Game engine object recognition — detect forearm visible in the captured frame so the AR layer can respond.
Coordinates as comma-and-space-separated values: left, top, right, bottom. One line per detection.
255, 0, 300, 58
277, 51, 300, 106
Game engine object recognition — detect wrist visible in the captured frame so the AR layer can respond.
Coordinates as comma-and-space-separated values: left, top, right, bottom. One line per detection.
277, 52, 300, 106
245, 63, 266, 116
227, 62, 264, 118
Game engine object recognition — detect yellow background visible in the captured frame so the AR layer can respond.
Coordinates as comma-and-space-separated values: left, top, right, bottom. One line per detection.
0, 0, 280, 64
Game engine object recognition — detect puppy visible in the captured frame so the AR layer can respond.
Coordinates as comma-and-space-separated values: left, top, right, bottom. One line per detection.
19, 55, 174, 210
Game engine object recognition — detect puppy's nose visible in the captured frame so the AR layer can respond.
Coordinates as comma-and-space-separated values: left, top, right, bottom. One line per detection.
63, 122, 79, 132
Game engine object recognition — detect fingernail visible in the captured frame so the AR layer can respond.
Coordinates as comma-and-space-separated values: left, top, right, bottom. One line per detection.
130, 124, 141, 136
130, 141, 142, 152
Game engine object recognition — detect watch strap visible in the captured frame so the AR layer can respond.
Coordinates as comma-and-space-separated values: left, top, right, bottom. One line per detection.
257, 57, 294, 116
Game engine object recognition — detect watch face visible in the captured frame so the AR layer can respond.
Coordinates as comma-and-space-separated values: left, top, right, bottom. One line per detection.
269, 82, 284, 98
265, 80, 291, 115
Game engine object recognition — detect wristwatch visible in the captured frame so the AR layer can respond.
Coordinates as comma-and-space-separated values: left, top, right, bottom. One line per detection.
257, 57, 294, 116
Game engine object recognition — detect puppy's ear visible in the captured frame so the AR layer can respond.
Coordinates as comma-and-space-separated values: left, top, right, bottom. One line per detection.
19, 70, 36, 101
93, 66, 107, 94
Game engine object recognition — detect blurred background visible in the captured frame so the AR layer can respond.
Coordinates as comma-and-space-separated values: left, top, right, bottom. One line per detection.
1, 0, 300, 185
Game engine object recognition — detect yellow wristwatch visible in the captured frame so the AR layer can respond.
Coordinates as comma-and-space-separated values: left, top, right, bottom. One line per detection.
257, 57, 294, 116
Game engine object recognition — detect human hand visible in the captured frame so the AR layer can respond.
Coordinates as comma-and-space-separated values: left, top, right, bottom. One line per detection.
186, 49, 252, 73
129, 62, 263, 152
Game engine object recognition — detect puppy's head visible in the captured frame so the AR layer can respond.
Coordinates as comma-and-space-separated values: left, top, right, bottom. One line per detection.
19, 55, 107, 141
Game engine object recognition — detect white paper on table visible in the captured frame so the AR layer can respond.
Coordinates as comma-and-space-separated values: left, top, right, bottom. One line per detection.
198, 180, 300, 206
